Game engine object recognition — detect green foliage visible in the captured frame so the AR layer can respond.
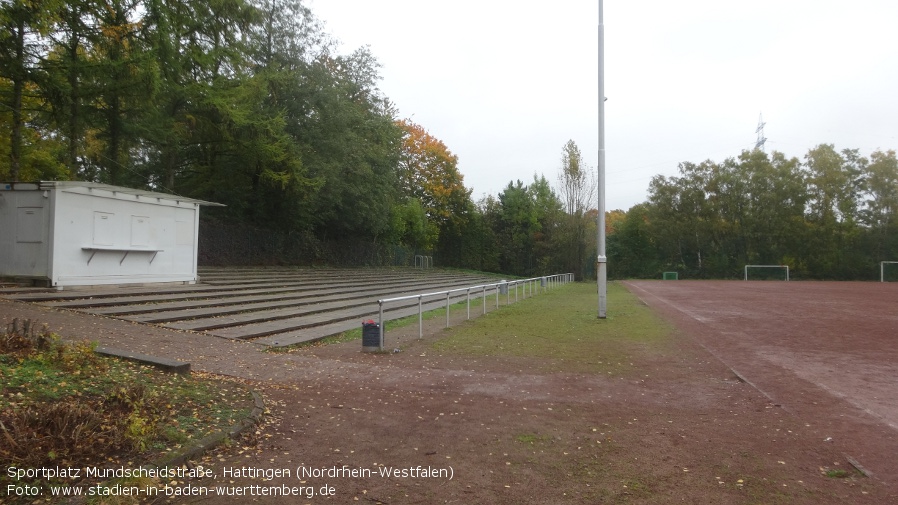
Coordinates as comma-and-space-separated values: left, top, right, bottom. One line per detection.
5, 0, 897, 280
607, 203, 658, 278
609, 147, 898, 280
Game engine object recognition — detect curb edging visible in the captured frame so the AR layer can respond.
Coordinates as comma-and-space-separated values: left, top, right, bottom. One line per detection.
64, 390, 265, 504
153, 390, 266, 468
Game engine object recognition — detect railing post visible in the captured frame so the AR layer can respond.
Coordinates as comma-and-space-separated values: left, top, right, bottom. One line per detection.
374, 274, 568, 347
378, 301, 384, 350
446, 291, 450, 328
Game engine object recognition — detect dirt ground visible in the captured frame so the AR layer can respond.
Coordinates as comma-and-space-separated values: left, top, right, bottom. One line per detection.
2, 281, 897, 504
623, 281, 898, 483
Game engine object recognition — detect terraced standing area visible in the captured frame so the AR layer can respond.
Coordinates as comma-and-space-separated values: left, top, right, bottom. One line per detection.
1, 267, 502, 347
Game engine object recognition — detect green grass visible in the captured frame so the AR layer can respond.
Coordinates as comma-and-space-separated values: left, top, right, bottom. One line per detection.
824, 468, 854, 479
515, 433, 552, 445
432, 281, 674, 374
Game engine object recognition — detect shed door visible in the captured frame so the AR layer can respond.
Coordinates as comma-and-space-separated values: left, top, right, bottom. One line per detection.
16, 207, 43, 243
93, 211, 115, 246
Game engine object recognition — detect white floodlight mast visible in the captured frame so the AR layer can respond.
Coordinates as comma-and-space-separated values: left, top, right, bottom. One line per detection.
597, 0, 607, 318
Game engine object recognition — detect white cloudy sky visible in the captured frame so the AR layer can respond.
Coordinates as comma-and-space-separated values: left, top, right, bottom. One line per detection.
310, 0, 898, 211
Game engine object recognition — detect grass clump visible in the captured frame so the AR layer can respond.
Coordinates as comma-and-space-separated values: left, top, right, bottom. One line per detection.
515, 433, 552, 445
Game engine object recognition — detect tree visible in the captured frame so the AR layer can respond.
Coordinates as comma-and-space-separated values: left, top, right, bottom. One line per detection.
494, 180, 540, 275
557, 140, 594, 216
287, 48, 402, 240
529, 173, 564, 273
0, 0, 61, 180
643, 150, 809, 278
556, 140, 595, 279
805, 144, 862, 225
396, 119, 470, 229
607, 204, 658, 278
803, 144, 865, 277
861, 150, 898, 259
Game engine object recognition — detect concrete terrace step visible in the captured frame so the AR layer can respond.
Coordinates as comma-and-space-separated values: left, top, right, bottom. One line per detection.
195, 268, 459, 283
161, 278, 492, 332
115, 277, 494, 323
205, 288, 478, 341
53, 275, 466, 312
253, 293, 501, 347
5, 283, 228, 302
15, 271, 486, 307
2, 267, 509, 346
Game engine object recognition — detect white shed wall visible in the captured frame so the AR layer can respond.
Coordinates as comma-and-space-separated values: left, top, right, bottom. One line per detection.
49, 187, 200, 287
0, 187, 52, 278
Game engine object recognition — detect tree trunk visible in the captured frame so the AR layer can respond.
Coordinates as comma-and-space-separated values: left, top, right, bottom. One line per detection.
9, 17, 25, 181
67, 31, 80, 173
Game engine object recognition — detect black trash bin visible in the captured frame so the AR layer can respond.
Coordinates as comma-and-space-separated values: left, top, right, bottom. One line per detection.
362, 320, 380, 352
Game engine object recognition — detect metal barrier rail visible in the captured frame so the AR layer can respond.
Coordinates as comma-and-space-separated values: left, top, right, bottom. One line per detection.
414, 255, 433, 269
374, 273, 574, 350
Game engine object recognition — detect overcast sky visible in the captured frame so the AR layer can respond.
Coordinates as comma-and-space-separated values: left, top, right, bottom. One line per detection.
310, 0, 898, 211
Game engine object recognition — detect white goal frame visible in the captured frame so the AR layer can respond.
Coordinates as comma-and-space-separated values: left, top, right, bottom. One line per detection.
880, 261, 898, 282
744, 264, 790, 281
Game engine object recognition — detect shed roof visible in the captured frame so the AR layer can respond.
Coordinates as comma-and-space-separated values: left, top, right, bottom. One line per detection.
1, 181, 224, 207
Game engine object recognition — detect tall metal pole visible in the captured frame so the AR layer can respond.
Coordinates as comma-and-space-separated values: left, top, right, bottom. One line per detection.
596, 0, 607, 319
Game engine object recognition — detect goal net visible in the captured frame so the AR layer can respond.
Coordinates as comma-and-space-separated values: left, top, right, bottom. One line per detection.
744, 265, 789, 281
881, 261, 898, 282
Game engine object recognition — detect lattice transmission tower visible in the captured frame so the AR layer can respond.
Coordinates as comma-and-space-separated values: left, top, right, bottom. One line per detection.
755, 113, 767, 152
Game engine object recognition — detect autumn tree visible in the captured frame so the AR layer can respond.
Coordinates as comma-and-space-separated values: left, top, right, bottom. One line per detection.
396, 119, 470, 248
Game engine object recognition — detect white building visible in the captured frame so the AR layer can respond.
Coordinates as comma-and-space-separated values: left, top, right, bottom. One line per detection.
0, 181, 222, 288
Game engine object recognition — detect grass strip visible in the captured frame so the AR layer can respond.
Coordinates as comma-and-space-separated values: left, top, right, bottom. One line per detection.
432, 281, 674, 374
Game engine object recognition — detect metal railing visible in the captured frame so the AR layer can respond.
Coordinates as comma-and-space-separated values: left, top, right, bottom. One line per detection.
374, 273, 573, 350
414, 255, 433, 269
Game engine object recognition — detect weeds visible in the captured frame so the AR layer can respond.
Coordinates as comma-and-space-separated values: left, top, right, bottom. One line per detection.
0, 319, 254, 499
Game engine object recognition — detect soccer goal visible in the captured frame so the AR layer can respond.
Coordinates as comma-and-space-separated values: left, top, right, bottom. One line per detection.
880, 261, 898, 282
744, 264, 789, 281
662, 271, 678, 280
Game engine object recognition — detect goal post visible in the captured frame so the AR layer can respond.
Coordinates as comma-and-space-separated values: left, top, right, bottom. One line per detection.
881, 261, 898, 282
744, 265, 789, 281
